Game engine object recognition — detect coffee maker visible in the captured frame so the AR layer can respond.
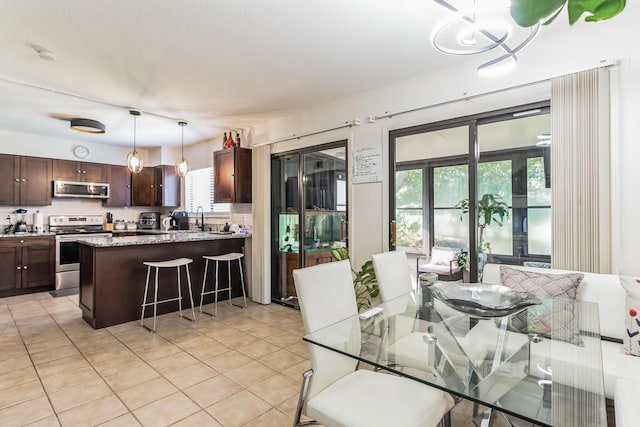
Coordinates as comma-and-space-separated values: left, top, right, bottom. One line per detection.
170, 210, 189, 230
14, 209, 28, 233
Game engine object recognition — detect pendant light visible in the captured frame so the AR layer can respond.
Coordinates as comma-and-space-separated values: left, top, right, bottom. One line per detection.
176, 121, 189, 177
126, 110, 143, 174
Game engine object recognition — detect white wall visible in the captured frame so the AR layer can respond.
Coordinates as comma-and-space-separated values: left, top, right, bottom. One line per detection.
250, 10, 640, 305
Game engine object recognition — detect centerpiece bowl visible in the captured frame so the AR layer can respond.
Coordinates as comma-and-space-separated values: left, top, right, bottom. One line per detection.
431, 282, 541, 318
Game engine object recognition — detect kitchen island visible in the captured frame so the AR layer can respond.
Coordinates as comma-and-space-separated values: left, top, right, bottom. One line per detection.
78, 232, 251, 329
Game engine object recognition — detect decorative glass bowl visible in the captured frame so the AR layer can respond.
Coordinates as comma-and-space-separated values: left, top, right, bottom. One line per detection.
431, 282, 541, 318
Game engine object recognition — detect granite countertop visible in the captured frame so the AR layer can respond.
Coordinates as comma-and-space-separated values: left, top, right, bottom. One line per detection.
78, 231, 251, 248
0, 232, 55, 238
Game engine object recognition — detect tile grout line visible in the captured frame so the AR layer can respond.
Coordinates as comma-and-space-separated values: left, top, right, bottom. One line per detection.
4, 296, 64, 426
39, 295, 145, 427
4, 294, 305, 426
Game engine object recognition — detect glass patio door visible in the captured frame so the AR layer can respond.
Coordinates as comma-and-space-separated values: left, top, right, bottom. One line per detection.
271, 142, 348, 308
389, 103, 551, 283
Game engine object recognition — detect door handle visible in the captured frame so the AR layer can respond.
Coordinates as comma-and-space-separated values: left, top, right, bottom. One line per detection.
390, 220, 396, 246
340, 219, 345, 241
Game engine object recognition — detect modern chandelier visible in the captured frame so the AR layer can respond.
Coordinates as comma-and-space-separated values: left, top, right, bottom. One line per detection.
126, 110, 143, 174
176, 121, 189, 177
431, 0, 540, 76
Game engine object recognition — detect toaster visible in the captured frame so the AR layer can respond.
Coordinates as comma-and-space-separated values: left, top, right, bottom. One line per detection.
138, 212, 161, 229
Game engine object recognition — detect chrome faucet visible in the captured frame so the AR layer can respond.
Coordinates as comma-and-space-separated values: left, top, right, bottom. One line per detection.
196, 205, 205, 231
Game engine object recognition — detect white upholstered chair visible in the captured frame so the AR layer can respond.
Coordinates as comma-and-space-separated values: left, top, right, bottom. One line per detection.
372, 251, 487, 376
292, 260, 449, 427
416, 247, 463, 282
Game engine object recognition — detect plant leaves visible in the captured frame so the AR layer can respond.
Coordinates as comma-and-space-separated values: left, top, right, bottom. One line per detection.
511, 0, 626, 27
510, 0, 566, 27
330, 247, 349, 261
567, 0, 626, 25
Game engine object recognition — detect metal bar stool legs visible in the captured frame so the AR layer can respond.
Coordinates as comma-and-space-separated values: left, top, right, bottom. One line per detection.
140, 257, 196, 332
200, 252, 247, 317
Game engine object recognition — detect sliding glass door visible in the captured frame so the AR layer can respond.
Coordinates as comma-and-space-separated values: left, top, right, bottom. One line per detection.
271, 141, 348, 307
390, 103, 551, 282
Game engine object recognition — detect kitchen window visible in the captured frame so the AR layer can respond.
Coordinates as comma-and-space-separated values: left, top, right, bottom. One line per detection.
185, 167, 230, 213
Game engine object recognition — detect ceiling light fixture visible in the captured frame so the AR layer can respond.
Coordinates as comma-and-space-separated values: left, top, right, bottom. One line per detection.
176, 121, 189, 178
126, 110, 143, 174
69, 118, 105, 134
431, 0, 540, 77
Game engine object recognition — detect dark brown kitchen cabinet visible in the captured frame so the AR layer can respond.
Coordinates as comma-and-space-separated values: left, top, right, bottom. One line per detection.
53, 159, 107, 183
0, 154, 52, 206
155, 165, 180, 207
0, 244, 19, 291
214, 147, 252, 203
103, 165, 131, 207
0, 236, 54, 291
131, 165, 180, 207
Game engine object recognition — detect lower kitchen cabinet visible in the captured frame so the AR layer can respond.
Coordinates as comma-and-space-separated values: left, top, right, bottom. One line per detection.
0, 236, 54, 292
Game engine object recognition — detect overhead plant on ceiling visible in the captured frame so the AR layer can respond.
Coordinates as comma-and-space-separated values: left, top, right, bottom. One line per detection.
510, 0, 626, 28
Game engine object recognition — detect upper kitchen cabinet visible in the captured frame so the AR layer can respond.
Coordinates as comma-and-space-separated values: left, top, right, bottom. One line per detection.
155, 165, 180, 207
131, 165, 179, 207
103, 164, 131, 207
0, 154, 52, 206
214, 147, 252, 203
53, 159, 107, 183
131, 168, 154, 206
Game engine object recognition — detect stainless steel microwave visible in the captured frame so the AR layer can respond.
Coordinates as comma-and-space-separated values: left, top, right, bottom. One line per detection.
53, 180, 110, 199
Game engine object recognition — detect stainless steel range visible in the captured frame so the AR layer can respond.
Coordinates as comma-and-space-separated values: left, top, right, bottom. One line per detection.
49, 215, 112, 290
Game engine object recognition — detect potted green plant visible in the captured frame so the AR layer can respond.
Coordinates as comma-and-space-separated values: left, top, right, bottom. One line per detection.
455, 193, 509, 268
330, 247, 379, 312
457, 251, 471, 283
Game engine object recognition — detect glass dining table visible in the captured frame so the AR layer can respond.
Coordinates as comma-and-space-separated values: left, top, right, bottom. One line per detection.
303, 286, 607, 427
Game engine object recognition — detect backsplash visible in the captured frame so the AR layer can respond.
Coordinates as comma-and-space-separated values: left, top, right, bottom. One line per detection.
1, 199, 252, 232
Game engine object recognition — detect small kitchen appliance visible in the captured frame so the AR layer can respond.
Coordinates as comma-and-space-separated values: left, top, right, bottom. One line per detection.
14, 208, 28, 233
170, 210, 189, 230
139, 212, 161, 229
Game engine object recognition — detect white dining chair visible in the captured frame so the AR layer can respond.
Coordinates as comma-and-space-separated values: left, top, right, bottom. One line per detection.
292, 260, 450, 427
371, 251, 487, 377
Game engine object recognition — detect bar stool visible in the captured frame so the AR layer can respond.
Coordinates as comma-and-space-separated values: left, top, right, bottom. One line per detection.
141, 257, 196, 332
200, 252, 247, 316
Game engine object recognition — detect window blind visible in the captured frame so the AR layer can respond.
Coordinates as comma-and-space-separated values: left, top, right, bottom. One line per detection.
185, 167, 230, 213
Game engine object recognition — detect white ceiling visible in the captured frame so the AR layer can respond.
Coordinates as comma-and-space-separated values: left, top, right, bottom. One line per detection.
0, 1, 627, 149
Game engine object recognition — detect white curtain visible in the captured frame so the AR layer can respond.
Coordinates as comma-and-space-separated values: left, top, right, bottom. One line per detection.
551, 68, 611, 273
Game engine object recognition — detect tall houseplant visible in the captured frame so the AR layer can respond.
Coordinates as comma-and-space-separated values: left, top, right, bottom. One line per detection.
330, 247, 379, 312
455, 193, 509, 256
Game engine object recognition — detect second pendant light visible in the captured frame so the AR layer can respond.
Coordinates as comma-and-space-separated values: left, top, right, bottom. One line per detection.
176, 121, 189, 177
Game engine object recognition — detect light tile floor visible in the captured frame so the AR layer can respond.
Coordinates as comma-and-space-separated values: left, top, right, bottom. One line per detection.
0, 291, 612, 426
0, 292, 307, 427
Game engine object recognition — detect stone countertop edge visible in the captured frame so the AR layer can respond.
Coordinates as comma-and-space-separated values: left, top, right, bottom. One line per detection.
0, 232, 56, 238
77, 232, 252, 248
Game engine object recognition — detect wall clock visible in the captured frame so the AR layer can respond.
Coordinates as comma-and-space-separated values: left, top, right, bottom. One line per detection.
73, 145, 90, 159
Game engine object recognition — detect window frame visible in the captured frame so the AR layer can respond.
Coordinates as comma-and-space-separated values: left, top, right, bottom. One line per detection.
389, 101, 551, 281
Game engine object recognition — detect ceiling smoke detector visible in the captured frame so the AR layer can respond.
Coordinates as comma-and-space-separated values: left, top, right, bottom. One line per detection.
32, 46, 57, 61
